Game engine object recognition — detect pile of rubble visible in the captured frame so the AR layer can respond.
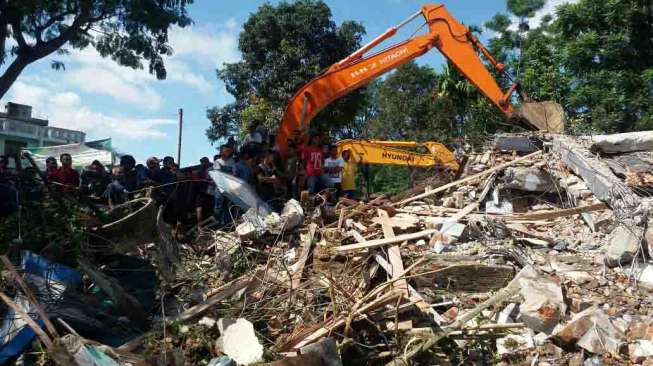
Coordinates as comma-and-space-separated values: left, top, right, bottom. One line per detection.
4, 131, 653, 365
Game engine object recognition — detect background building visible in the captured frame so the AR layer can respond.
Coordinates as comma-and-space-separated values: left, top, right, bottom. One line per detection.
0, 102, 85, 157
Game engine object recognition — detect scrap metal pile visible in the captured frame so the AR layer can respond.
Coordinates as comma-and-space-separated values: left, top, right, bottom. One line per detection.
4, 132, 653, 365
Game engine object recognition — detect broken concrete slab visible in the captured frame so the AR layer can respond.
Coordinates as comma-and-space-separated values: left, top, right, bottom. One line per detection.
502, 167, 558, 192
495, 135, 543, 153
589, 131, 653, 154
629, 340, 653, 363
553, 136, 644, 223
576, 310, 626, 356
553, 306, 626, 356
215, 318, 264, 365
605, 225, 643, 268
552, 306, 600, 347
517, 274, 566, 334
628, 264, 653, 288
278, 199, 304, 231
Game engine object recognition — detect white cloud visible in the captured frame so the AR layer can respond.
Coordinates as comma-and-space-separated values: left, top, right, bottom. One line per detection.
51, 92, 81, 107
165, 59, 213, 92
9, 81, 48, 107
3, 81, 175, 140
68, 66, 163, 109
45, 18, 241, 107
168, 19, 241, 68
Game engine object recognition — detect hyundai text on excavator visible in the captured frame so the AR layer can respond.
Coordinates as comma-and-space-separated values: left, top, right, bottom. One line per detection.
336, 139, 460, 171
275, 3, 565, 160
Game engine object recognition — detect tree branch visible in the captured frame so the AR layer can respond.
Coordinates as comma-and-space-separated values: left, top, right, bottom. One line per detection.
35, 10, 77, 44
9, 18, 29, 51
31, 4, 93, 60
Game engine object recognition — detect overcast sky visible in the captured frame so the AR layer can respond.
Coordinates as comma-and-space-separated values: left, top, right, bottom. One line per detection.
0, 0, 575, 166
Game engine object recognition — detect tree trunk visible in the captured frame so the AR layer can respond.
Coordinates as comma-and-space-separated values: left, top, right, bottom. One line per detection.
0, 55, 30, 100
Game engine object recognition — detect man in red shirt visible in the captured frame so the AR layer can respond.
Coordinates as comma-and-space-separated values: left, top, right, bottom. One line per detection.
52, 153, 80, 192
299, 134, 333, 194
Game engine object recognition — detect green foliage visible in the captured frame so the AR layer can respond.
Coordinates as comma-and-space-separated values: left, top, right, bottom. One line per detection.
507, 0, 546, 18
488, 0, 653, 134
366, 61, 456, 143
367, 165, 412, 196
0, 0, 192, 98
207, 0, 366, 142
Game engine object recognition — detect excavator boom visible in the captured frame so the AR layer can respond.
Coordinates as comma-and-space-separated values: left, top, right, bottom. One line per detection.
276, 3, 564, 157
337, 139, 459, 171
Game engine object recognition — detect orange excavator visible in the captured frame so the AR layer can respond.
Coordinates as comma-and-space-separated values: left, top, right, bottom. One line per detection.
275, 3, 565, 157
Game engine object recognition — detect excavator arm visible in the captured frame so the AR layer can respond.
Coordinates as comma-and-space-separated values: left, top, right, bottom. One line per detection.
337, 139, 459, 170
276, 4, 564, 157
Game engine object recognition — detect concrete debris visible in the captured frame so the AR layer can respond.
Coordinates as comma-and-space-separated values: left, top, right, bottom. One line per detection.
215, 318, 264, 365
502, 167, 558, 192
605, 225, 643, 267
629, 340, 653, 363
552, 306, 602, 347
517, 273, 566, 334
8, 132, 653, 366
553, 306, 626, 356
628, 264, 653, 288
576, 310, 626, 356
590, 131, 653, 154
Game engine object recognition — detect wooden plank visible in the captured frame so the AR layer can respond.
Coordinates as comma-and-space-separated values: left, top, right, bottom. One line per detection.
290, 224, 318, 289
448, 172, 497, 222
377, 209, 408, 296
291, 291, 401, 350
336, 229, 438, 253
347, 229, 367, 244
171, 271, 260, 322
510, 202, 607, 221
389, 265, 530, 366
397, 151, 542, 206
374, 254, 443, 325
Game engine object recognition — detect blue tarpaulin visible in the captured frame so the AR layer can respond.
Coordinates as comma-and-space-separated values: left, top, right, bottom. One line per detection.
0, 251, 81, 364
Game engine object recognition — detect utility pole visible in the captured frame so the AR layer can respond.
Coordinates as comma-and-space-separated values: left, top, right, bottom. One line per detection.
176, 108, 183, 165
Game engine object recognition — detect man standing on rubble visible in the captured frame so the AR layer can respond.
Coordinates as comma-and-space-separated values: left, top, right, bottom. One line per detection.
341, 149, 359, 199
299, 133, 332, 194
324, 145, 344, 199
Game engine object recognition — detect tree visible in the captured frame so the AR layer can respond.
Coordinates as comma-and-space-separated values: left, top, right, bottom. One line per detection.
487, 0, 653, 133
206, 0, 366, 142
0, 0, 192, 100
368, 61, 455, 142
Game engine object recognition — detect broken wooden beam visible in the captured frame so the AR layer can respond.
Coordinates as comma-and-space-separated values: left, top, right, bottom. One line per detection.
397, 151, 542, 206
335, 229, 438, 253
388, 265, 530, 366
377, 209, 408, 296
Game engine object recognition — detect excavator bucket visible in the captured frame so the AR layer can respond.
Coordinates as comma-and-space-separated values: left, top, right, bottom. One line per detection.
513, 101, 566, 133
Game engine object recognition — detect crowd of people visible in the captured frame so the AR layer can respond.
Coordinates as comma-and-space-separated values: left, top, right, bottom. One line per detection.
0, 125, 360, 232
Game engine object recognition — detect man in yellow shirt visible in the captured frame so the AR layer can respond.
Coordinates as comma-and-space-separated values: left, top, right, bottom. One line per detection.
340, 149, 359, 199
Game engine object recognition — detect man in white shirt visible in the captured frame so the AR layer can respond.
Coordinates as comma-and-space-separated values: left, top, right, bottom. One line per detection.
324, 145, 344, 199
